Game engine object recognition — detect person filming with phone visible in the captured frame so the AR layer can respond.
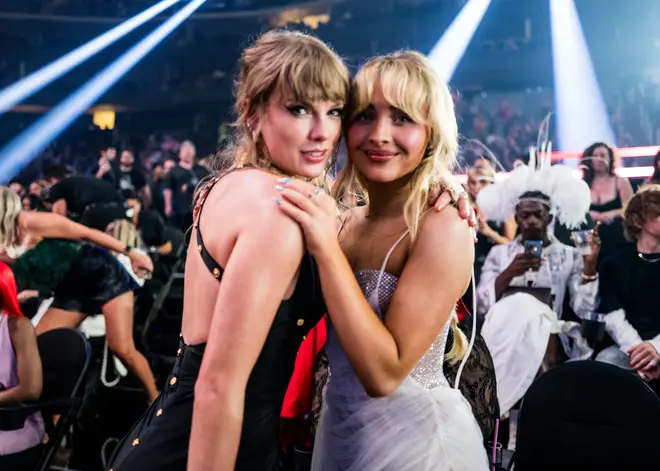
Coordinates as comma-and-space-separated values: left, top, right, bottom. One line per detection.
474, 164, 601, 417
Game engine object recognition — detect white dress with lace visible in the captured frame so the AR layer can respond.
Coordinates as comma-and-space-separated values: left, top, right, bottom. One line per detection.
312, 232, 488, 470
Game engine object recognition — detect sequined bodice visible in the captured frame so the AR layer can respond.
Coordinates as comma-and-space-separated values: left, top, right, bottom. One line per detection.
325, 269, 450, 394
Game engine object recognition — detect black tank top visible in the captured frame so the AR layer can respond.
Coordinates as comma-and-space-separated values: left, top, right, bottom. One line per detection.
589, 193, 622, 213
590, 178, 623, 214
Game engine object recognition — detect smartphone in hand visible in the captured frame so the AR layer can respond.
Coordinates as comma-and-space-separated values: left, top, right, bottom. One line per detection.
524, 240, 543, 258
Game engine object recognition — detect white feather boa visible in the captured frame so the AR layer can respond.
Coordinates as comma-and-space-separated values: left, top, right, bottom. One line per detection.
476, 164, 590, 229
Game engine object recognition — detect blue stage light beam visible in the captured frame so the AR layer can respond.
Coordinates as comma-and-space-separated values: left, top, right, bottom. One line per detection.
427, 0, 493, 83
0, 0, 207, 183
550, 0, 615, 151
0, 0, 180, 118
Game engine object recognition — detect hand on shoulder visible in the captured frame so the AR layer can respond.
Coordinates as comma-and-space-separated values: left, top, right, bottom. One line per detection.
221, 170, 306, 252
415, 206, 476, 272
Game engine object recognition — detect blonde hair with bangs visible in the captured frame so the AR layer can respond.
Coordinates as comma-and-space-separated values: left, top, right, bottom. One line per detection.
217, 30, 350, 184
333, 51, 467, 364
335, 51, 459, 239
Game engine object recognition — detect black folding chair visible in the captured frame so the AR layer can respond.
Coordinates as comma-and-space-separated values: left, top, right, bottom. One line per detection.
0, 328, 91, 471
508, 360, 660, 470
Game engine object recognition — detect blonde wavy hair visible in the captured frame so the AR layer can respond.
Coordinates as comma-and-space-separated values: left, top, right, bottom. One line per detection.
466, 163, 495, 204
333, 51, 467, 364
213, 30, 350, 187
0, 187, 23, 258
107, 219, 140, 252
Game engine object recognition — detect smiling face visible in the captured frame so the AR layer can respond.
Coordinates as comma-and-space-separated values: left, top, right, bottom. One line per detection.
342, 52, 458, 191
233, 30, 350, 178
333, 52, 459, 236
259, 96, 343, 178
346, 84, 427, 183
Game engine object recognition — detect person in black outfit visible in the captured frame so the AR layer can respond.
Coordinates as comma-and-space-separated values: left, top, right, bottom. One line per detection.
81, 190, 172, 254
91, 145, 118, 180
106, 30, 350, 471
149, 159, 176, 218
42, 165, 122, 222
163, 141, 210, 231
103, 149, 148, 196
596, 185, 660, 389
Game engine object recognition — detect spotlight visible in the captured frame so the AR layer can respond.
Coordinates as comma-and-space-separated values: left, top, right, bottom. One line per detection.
0, 0, 180, 117
0, 0, 208, 183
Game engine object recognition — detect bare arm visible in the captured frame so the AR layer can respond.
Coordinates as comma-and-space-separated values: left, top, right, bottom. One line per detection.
617, 176, 634, 207
140, 184, 152, 208
188, 211, 304, 471
502, 216, 517, 241
494, 270, 516, 302
0, 317, 42, 404
163, 189, 173, 216
616, 177, 635, 216
22, 211, 131, 254
316, 209, 474, 397
0, 253, 15, 265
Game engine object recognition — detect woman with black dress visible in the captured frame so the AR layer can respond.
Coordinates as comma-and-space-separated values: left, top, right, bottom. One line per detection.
107, 30, 350, 471
581, 142, 633, 224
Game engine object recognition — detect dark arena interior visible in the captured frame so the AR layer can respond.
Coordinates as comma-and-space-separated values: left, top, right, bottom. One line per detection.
1, 1, 660, 470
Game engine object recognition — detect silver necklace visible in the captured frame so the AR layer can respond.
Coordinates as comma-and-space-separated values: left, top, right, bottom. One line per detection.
638, 252, 660, 263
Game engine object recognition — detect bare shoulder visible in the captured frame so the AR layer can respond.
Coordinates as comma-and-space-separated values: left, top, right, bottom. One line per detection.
18, 211, 36, 229
414, 206, 475, 264
20, 210, 71, 236
7, 316, 34, 340
19, 210, 49, 231
206, 170, 304, 249
616, 175, 633, 190
212, 170, 282, 211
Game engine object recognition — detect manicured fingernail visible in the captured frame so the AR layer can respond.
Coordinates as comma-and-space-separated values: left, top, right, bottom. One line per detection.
275, 185, 284, 191
274, 197, 282, 206
277, 177, 291, 184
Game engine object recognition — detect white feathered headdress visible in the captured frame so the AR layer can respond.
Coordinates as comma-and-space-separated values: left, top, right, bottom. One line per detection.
476, 141, 591, 230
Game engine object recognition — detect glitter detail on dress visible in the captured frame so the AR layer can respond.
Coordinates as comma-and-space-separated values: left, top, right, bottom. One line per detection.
354, 269, 450, 389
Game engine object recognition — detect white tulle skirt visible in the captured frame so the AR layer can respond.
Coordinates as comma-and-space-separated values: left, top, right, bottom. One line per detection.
311, 375, 489, 471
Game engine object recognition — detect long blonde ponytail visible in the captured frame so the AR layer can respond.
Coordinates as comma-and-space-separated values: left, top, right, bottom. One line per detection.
445, 311, 468, 365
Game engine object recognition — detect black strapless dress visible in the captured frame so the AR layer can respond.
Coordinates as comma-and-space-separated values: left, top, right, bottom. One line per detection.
108, 175, 326, 471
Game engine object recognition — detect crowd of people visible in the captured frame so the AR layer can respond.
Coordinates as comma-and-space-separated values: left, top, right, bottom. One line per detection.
1, 27, 660, 471
455, 77, 660, 170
